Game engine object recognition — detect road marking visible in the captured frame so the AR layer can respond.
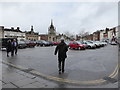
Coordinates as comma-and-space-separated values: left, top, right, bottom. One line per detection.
109, 64, 118, 78
2, 60, 118, 85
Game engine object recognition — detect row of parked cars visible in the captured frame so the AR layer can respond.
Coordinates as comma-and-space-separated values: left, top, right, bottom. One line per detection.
18, 40, 108, 50
0, 38, 108, 50
65, 40, 108, 50
17, 40, 59, 49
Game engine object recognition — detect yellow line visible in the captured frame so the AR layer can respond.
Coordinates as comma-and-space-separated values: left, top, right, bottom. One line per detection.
109, 64, 118, 77
111, 69, 118, 78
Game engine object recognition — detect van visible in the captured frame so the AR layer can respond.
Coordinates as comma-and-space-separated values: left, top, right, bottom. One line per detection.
0, 38, 17, 50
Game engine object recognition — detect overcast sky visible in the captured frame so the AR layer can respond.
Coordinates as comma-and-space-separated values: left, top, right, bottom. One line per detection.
0, 2, 118, 35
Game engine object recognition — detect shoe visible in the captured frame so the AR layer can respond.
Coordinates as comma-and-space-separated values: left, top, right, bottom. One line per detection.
62, 70, 64, 73
59, 71, 61, 74
7, 55, 9, 57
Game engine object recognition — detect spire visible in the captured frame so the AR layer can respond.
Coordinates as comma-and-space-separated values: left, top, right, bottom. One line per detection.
31, 25, 33, 32
49, 19, 54, 29
51, 19, 53, 25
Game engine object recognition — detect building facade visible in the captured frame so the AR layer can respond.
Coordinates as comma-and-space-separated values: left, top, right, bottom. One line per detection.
93, 31, 100, 41
25, 26, 39, 41
38, 34, 48, 41
0, 26, 26, 41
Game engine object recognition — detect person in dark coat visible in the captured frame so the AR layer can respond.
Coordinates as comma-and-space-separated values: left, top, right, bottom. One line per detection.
6, 40, 12, 57
54, 39, 68, 74
11, 39, 18, 56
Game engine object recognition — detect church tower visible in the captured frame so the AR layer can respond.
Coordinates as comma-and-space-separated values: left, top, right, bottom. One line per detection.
48, 20, 56, 35
48, 20, 56, 42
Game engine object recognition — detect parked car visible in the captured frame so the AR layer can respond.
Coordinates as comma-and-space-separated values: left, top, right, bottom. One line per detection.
47, 41, 54, 46
100, 41, 107, 46
88, 41, 101, 48
18, 41, 27, 49
40, 40, 50, 46
110, 41, 117, 45
65, 41, 70, 46
36, 40, 43, 46
95, 41, 107, 47
69, 41, 86, 50
82, 41, 96, 49
52, 42, 60, 45
25, 40, 36, 47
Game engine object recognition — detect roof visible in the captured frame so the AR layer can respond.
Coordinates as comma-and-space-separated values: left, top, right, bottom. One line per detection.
4, 28, 22, 32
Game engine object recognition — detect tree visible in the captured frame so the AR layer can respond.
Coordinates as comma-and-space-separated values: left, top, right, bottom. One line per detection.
64, 31, 75, 40
78, 29, 90, 40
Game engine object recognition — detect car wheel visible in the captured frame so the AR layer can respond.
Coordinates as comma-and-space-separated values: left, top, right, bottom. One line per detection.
88, 46, 91, 49
78, 47, 81, 50
69, 47, 72, 49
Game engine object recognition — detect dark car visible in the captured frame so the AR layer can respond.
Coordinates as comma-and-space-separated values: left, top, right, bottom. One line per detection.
18, 41, 27, 49
47, 41, 54, 46
40, 40, 50, 46
36, 40, 43, 46
25, 40, 36, 47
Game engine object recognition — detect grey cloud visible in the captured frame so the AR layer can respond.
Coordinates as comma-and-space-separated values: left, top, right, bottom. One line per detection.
0, 2, 118, 34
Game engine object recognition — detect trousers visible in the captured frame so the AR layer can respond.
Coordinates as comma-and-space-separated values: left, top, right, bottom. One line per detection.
58, 58, 65, 72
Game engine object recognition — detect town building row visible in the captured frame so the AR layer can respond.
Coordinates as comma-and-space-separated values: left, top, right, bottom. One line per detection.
0, 20, 71, 42
0, 20, 119, 42
76, 26, 119, 42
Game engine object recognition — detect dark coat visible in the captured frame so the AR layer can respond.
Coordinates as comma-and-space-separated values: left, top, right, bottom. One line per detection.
6, 41, 12, 52
54, 42, 68, 59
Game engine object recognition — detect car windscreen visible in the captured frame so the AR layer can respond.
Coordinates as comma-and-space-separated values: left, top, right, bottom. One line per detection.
18, 41, 25, 44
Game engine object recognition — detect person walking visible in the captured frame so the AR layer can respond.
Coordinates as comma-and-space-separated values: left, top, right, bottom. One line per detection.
54, 39, 68, 74
6, 40, 12, 57
11, 39, 18, 56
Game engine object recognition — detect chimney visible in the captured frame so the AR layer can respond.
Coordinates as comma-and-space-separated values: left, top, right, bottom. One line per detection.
0, 26, 4, 30
11, 27, 14, 30
17, 27, 20, 30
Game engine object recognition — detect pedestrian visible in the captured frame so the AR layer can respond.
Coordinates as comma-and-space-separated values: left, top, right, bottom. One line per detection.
6, 40, 12, 57
54, 39, 68, 74
11, 39, 18, 56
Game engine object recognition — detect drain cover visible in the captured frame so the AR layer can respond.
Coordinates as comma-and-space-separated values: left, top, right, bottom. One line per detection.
103, 77, 117, 83
24, 68, 34, 72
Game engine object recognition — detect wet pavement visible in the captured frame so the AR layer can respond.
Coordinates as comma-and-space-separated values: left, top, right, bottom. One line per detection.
1, 44, 119, 88
1, 63, 119, 88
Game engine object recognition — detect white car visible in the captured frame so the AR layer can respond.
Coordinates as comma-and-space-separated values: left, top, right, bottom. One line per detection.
83, 41, 96, 49
110, 41, 117, 45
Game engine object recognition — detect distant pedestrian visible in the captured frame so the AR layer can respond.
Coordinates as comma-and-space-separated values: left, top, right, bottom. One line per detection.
11, 39, 18, 56
54, 39, 68, 74
6, 40, 12, 57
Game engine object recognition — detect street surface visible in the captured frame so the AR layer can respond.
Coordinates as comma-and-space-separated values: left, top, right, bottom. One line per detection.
1, 44, 119, 88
